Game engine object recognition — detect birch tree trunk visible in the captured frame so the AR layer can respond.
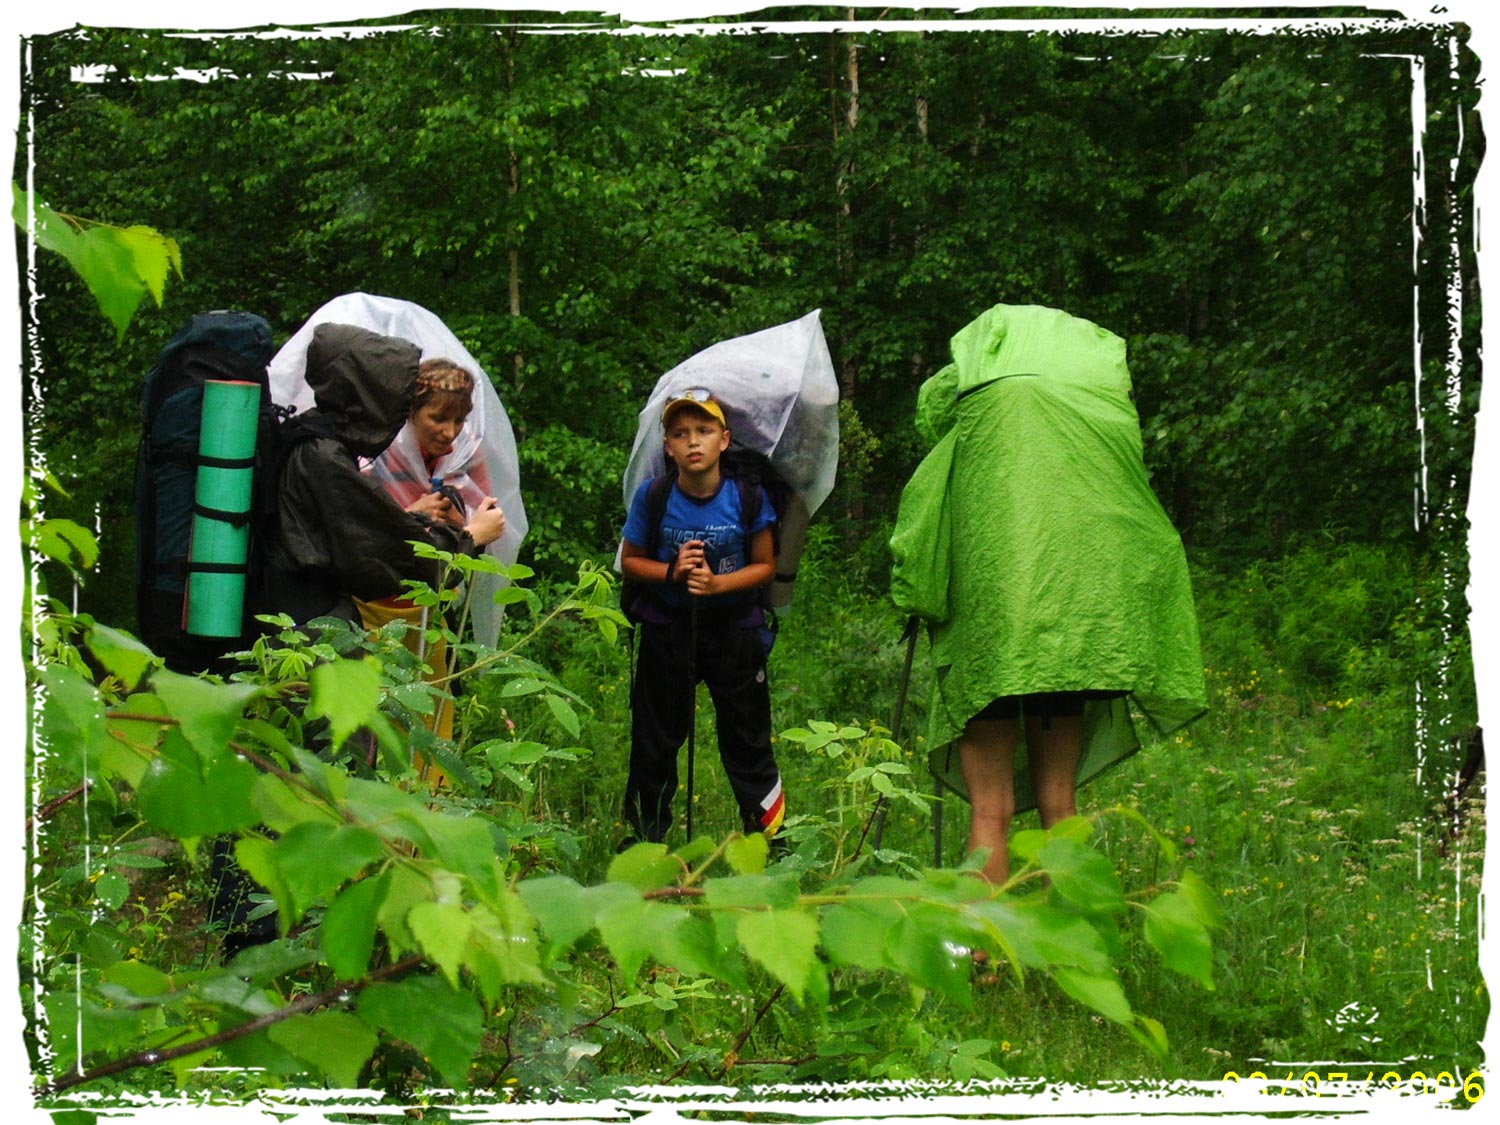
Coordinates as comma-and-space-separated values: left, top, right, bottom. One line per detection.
834, 14, 863, 518
505, 18, 526, 417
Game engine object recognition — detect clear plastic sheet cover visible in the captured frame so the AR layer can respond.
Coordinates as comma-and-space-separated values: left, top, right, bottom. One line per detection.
617, 310, 840, 607
268, 292, 527, 646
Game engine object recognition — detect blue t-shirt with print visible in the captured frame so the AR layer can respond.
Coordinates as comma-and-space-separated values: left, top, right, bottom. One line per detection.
623, 477, 775, 614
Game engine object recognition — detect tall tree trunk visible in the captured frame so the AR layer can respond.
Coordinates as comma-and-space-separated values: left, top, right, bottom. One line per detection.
834, 16, 864, 519
911, 30, 930, 390
505, 18, 526, 422
833, 15, 859, 409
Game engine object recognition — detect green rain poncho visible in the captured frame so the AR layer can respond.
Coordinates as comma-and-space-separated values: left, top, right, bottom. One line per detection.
890, 304, 1205, 810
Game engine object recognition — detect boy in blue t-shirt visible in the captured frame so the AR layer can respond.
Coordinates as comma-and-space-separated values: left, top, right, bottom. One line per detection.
619, 390, 785, 847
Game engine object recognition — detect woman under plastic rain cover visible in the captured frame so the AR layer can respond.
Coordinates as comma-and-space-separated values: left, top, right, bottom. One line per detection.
890, 303, 1205, 811
269, 293, 527, 647
619, 310, 840, 609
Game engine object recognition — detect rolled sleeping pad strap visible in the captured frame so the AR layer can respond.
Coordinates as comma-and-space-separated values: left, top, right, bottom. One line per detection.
185, 379, 260, 638
186, 560, 250, 575
192, 501, 254, 528
196, 453, 256, 470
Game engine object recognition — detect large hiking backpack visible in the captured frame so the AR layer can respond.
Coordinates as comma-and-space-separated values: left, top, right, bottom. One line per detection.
134, 310, 279, 673
617, 310, 841, 624
619, 444, 794, 628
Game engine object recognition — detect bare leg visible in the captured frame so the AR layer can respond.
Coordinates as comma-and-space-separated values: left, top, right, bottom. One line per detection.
1026, 713, 1085, 829
958, 718, 1020, 883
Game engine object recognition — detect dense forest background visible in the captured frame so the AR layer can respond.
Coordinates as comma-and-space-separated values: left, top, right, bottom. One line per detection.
18, 5, 1481, 602
11, 4, 1493, 1108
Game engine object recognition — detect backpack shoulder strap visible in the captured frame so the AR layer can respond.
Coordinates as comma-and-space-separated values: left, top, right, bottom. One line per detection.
255, 412, 331, 520
733, 476, 764, 544
643, 471, 676, 556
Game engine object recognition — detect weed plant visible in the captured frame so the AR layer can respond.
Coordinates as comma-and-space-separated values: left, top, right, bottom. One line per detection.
29, 525, 1484, 1100
467, 529, 1487, 1086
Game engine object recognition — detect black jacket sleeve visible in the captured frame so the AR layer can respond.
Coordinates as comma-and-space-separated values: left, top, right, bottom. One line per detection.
276, 438, 474, 603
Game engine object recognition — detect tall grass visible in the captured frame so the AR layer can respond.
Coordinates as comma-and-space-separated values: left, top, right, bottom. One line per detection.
112, 528, 1483, 1093
473, 529, 1486, 1082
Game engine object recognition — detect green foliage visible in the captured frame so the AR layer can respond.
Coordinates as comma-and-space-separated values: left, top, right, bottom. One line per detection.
26, 492, 1219, 1108
1269, 542, 1413, 690
13, 186, 181, 341
21, 503, 1484, 1106
16, 9, 1483, 1110
1188, 539, 1471, 730
515, 423, 627, 575
18, 18, 1478, 622
1075, 532, 1483, 1075
778, 719, 928, 870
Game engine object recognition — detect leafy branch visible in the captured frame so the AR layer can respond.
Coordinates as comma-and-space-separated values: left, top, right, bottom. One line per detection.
26, 780, 91, 831
27, 516, 1220, 1099
13, 186, 182, 341
37, 954, 425, 1096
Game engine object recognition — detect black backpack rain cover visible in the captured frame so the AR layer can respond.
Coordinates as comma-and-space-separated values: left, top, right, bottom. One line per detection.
134, 310, 276, 673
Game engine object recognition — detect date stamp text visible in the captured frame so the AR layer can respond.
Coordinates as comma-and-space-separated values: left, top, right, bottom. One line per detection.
1222, 1069, 1482, 1101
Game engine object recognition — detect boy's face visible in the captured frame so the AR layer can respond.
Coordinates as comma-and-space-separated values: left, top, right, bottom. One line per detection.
663, 407, 730, 474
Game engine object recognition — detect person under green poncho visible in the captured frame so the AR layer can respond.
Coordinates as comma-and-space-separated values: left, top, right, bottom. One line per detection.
889, 303, 1206, 883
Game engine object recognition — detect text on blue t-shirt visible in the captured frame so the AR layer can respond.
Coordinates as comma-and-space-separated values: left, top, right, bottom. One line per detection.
622, 477, 775, 612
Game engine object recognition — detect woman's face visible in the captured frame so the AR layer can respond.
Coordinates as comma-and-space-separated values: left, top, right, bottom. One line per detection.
411, 401, 470, 461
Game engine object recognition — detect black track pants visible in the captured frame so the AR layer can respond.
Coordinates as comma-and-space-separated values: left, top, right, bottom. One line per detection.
624, 617, 784, 842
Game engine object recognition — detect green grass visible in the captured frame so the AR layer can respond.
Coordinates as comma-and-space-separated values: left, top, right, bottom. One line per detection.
548, 531, 1482, 1085
54, 530, 1485, 1098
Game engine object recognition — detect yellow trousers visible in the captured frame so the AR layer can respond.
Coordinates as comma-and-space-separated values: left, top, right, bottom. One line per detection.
353, 598, 453, 787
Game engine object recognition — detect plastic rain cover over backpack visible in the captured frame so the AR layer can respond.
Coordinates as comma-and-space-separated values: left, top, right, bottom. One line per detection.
889, 303, 1205, 811
618, 309, 840, 609
268, 292, 527, 647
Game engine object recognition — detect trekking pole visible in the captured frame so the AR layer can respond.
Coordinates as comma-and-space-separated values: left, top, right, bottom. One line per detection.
685, 591, 699, 841
932, 760, 945, 867
870, 615, 920, 852
626, 622, 639, 702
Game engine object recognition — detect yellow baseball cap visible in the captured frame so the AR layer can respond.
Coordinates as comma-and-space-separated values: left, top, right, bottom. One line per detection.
661, 387, 727, 429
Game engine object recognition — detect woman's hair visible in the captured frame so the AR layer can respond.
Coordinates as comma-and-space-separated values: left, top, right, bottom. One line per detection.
414, 358, 475, 416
